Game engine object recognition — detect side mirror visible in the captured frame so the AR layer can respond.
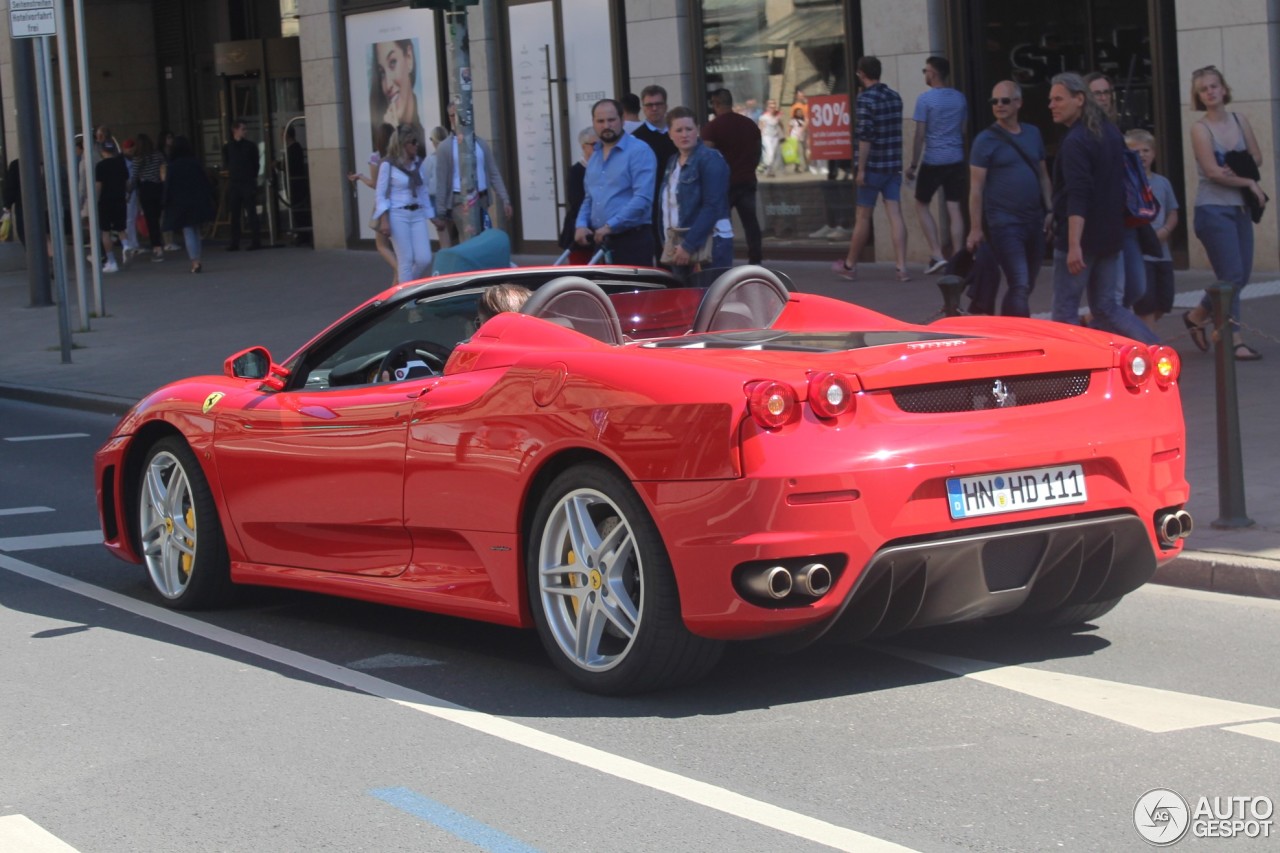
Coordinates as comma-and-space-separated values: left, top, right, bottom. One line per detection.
224, 346, 289, 390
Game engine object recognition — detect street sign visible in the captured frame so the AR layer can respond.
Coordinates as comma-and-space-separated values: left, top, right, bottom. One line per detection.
10, 0, 56, 38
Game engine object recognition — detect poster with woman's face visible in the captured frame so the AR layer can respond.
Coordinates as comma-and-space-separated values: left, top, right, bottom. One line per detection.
345, 9, 440, 238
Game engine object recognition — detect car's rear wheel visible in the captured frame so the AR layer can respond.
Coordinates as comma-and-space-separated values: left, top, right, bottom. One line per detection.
527, 463, 723, 694
137, 437, 231, 609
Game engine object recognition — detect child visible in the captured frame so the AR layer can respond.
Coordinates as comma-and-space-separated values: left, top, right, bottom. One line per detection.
1125, 129, 1180, 330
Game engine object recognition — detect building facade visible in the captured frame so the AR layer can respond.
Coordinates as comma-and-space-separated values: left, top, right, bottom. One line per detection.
2, 0, 1277, 273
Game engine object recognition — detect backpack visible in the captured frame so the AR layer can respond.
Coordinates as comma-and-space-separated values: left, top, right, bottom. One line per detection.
1122, 148, 1160, 226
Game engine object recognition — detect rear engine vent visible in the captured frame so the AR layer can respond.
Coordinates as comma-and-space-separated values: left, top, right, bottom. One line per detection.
892, 371, 1091, 413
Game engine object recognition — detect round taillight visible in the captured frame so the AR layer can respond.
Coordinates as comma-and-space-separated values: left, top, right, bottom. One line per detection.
1120, 344, 1152, 389
807, 372, 854, 419
747, 380, 798, 429
1151, 345, 1180, 388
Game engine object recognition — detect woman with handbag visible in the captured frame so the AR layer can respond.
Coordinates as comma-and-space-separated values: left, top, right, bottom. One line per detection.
659, 106, 733, 281
1183, 66, 1266, 361
348, 122, 400, 283
373, 125, 436, 284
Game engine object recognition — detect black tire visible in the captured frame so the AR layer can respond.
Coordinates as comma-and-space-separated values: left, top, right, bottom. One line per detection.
526, 463, 724, 694
136, 436, 232, 609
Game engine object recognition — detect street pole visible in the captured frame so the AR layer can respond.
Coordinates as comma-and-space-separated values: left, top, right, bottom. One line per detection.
56, 0, 89, 327
1209, 282, 1253, 528
10, 36, 51, 306
444, 7, 482, 240
33, 36, 74, 363
72, 0, 103, 317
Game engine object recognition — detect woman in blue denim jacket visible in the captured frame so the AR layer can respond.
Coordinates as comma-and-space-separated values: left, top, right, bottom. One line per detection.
660, 106, 734, 278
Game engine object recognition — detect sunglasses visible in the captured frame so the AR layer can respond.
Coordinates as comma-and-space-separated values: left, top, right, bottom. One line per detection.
989, 97, 1016, 105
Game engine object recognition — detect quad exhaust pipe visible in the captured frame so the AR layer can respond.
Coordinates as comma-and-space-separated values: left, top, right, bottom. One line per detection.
741, 563, 832, 601
1156, 509, 1194, 547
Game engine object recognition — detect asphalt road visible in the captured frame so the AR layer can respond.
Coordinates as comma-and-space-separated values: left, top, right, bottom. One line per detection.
1, 399, 1277, 852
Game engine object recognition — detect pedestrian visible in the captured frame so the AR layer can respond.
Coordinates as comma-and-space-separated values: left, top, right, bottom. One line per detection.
223, 120, 261, 251
159, 131, 181, 252
1084, 72, 1118, 122
573, 98, 658, 267
161, 135, 215, 274
630, 85, 679, 264
1181, 65, 1266, 360
434, 102, 513, 243
702, 87, 763, 264
659, 106, 732, 280
906, 55, 968, 274
832, 56, 909, 282
965, 80, 1052, 317
133, 133, 167, 262
347, 121, 400, 281
1125, 129, 1179, 330
1046, 72, 1157, 344
788, 91, 809, 173
559, 126, 597, 264
94, 139, 128, 274
758, 99, 784, 178
120, 138, 141, 262
621, 93, 643, 135
424, 125, 450, 247
374, 124, 436, 283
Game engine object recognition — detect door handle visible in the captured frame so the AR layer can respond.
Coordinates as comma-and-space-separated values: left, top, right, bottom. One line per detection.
405, 386, 431, 399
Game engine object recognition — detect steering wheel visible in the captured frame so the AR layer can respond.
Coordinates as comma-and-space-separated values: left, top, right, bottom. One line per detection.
373, 340, 450, 382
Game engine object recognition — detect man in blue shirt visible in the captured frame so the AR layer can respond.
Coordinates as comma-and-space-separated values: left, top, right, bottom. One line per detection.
965, 80, 1053, 317
907, 56, 968, 274
832, 56, 909, 282
575, 98, 658, 266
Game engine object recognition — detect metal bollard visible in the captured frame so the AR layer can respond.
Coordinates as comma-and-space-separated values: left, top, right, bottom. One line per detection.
937, 274, 965, 317
1209, 282, 1254, 528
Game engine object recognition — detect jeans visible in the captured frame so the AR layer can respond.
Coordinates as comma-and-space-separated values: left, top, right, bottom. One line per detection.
1194, 204, 1253, 322
728, 182, 762, 264
182, 226, 202, 262
987, 219, 1044, 318
1120, 229, 1146, 307
388, 208, 433, 283
711, 234, 734, 269
1052, 249, 1158, 344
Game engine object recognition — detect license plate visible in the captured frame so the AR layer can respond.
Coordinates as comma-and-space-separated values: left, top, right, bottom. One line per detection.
946, 464, 1087, 519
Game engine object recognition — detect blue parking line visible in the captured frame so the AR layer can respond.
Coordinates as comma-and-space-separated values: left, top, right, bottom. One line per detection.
369, 787, 544, 853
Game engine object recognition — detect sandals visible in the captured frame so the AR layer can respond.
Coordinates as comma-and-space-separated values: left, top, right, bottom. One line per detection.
191, 262, 202, 274
895, 267, 912, 282
1235, 343, 1263, 361
1183, 311, 1209, 352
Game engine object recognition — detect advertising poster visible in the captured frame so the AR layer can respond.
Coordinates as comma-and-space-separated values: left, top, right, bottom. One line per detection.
345, 9, 441, 239
807, 94, 853, 161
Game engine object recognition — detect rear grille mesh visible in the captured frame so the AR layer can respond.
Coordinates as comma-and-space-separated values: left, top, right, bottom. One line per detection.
892, 371, 1091, 413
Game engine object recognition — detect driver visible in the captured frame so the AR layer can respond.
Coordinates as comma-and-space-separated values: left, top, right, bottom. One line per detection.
476, 282, 532, 326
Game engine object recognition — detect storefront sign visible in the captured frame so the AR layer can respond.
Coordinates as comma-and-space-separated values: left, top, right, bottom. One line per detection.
807, 94, 852, 161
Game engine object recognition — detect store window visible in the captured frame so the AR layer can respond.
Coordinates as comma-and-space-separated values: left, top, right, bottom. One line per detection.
700, 0, 853, 249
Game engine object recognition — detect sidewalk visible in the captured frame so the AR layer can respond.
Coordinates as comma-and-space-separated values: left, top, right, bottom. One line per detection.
1, 240, 1276, 599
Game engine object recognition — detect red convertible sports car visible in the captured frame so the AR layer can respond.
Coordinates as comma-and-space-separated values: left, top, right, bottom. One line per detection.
96, 265, 1191, 694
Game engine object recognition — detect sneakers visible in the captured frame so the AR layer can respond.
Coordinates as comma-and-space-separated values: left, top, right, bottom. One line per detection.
827, 225, 851, 240
830, 258, 856, 281
808, 225, 833, 239
102, 258, 119, 274
925, 257, 948, 275
151, 250, 165, 263
164, 243, 180, 252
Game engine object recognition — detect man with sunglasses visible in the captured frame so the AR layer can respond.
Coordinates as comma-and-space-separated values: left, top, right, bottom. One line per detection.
964, 81, 1053, 316
906, 56, 967, 274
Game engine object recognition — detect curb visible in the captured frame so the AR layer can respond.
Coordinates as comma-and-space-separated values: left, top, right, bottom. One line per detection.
0, 382, 137, 417
1153, 549, 1280, 600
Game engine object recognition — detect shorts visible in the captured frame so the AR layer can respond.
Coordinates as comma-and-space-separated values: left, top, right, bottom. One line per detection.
97, 201, 127, 233
856, 170, 902, 208
915, 161, 966, 204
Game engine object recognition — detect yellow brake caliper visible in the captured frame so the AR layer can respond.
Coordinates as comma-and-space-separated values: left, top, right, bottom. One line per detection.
566, 548, 580, 617
180, 507, 196, 576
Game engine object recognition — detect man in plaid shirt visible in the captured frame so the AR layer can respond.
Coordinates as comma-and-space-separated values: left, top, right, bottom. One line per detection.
833, 56, 910, 281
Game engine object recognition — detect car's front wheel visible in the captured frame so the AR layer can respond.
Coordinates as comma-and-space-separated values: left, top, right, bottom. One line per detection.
136, 437, 231, 609
527, 463, 723, 694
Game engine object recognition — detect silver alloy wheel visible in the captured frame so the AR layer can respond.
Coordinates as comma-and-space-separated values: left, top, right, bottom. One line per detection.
138, 449, 199, 599
537, 487, 643, 672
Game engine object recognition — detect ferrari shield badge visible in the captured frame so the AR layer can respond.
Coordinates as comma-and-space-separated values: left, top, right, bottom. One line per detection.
202, 392, 226, 414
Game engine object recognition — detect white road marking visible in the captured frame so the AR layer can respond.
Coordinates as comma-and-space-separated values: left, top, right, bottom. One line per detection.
883, 647, 1280, 733
0, 815, 82, 852
348, 653, 443, 670
2, 433, 90, 442
0, 553, 916, 853
0, 507, 54, 517
0, 531, 102, 552
1223, 721, 1280, 744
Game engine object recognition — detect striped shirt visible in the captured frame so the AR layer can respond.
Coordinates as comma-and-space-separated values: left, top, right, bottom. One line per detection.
855, 82, 904, 173
136, 152, 165, 184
